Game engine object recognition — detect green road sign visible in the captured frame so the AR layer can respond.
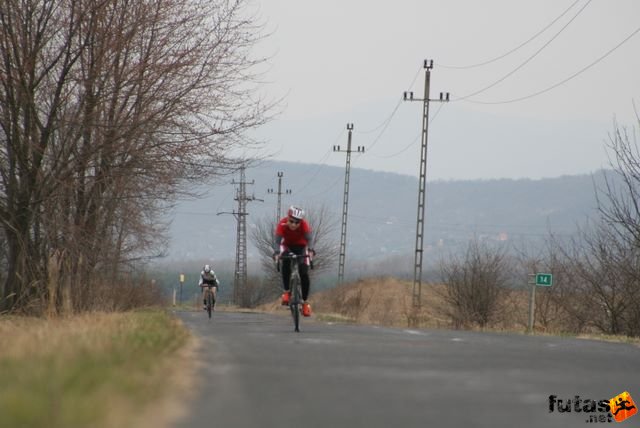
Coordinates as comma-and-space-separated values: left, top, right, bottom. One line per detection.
535, 273, 553, 286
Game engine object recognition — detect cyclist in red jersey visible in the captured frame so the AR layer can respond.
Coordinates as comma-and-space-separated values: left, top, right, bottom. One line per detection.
273, 206, 314, 317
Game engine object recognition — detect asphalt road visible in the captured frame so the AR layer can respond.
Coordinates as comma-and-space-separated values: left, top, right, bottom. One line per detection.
172, 310, 640, 428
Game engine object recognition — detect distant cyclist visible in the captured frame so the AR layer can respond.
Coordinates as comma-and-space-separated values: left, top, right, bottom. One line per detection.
273, 206, 315, 317
199, 264, 220, 311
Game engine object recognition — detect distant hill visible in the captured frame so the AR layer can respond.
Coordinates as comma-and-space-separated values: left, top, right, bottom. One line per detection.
165, 160, 607, 266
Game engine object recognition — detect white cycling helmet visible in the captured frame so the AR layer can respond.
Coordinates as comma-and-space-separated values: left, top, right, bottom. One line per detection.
288, 206, 305, 220
204, 264, 211, 273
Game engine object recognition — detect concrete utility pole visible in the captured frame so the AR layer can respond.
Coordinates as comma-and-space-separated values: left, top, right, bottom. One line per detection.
333, 123, 364, 284
218, 164, 262, 305
267, 171, 291, 224
403, 59, 449, 308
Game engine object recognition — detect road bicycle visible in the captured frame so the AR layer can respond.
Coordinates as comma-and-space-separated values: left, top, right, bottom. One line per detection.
277, 252, 311, 332
201, 284, 216, 319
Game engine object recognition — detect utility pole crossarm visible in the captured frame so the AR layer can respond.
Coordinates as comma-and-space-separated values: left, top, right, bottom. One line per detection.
267, 171, 291, 223
217, 210, 242, 219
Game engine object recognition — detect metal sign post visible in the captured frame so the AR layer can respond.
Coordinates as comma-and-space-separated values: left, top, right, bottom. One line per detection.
528, 272, 553, 333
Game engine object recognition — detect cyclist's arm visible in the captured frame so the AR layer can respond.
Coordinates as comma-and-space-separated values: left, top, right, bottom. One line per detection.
302, 220, 314, 251
273, 231, 284, 256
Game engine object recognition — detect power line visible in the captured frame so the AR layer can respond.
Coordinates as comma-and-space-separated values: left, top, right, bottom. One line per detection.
368, 104, 445, 160
356, 66, 423, 135
464, 23, 640, 105
347, 66, 423, 159
360, 100, 404, 153
439, 0, 583, 70
452, 0, 593, 102
293, 129, 344, 195
326, 207, 580, 237
369, 133, 420, 160
303, 174, 344, 199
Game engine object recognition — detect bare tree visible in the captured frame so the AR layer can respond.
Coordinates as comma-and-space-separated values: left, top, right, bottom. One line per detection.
582, 114, 640, 336
597, 118, 640, 246
437, 239, 512, 329
250, 204, 339, 304
557, 221, 640, 336
512, 237, 584, 333
0, 0, 273, 313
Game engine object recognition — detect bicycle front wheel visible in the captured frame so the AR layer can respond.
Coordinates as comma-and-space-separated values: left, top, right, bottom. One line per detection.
207, 291, 213, 319
290, 275, 301, 332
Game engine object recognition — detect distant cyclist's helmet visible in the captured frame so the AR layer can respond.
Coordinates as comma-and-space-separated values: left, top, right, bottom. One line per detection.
288, 206, 305, 220
204, 264, 211, 273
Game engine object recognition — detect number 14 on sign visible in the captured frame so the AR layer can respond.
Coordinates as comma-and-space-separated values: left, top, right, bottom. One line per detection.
535, 273, 553, 286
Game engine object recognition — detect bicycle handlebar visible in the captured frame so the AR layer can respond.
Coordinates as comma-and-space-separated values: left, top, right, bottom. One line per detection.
199, 283, 218, 288
275, 251, 314, 271
278, 252, 311, 260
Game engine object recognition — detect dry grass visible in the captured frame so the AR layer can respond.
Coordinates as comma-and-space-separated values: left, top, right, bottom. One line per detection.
0, 310, 195, 428
0, 313, 126, 359
312, 277, 454, 328
259, 278, 640, 344
309, 278, 538, 331
258, 277, 451, 329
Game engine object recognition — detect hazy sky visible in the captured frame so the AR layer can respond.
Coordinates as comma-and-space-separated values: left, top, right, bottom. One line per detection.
250, 0, 640, 181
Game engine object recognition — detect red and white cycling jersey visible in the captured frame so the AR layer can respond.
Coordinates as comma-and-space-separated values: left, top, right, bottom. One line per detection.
275, 217, 312, 248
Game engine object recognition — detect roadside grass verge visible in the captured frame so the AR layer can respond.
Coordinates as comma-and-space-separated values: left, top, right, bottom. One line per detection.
0, 309, 190, 428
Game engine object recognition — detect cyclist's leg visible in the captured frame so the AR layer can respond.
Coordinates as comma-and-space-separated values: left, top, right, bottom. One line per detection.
299, 262, 310, 301
281, 258, 292, 292
298, 262, 312, 317
286, 246, 307, 298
